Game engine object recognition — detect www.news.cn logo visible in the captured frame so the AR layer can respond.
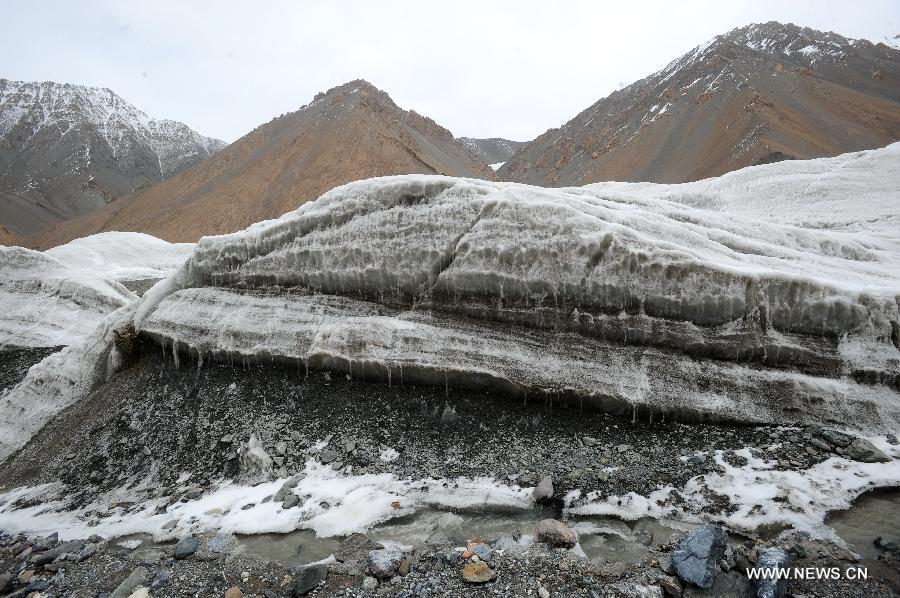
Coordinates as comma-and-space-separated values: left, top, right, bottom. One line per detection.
747, 566, 869, 581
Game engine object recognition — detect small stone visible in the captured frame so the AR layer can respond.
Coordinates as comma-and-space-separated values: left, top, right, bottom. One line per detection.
174, 536, 200, 559
77, 543, 98, 562
616, 444, 632, 453
368, 548, 403, 580
320, 449, 338, 464
362, 576, 378, 590
19, 569, 35, 584
275, 441, 287, 455
150, 569, 172, 592
224, 587, 243, 598
292, 564, 328, 596
535, 519, 577, 549
398, 558, 410, 576
472, 543, 492, 562
461, 561, 496, 583
538, 587, 551, 598
334, 533, 383, 563
658, 575, 682, 597
816, 428, 852, 448
282, 494, 301, 509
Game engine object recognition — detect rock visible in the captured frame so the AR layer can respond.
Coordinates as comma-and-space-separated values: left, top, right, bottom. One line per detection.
77, 543, 98, 562
398, 558, 410, 576
815, 429, 852, 448
126, 589, 150, 598
207, 533, 235, 554
658, 574, 682, 597
174, 536, 200, 559
320, 448, 338, 464
292, 564, 328, 596
362, 576, 378, 590
533, 476, 554, 503
753, 547, 789, 598
672, 524, 728, 589
149, 569, 172, 592
110, 566, 150, 598
275, 441, 287, 455
617, 444, 633, 453
282, 494, 301, 509
224, 587, 243, 598
538, 586, 551, 598
609, 582, 663, 597
472, 543, 493, 562
368, 548, 403, 580
845, 438, 891, 463
335, 533, 383, 563
461, 561, 496, 583
535, 519, 577, 549
658, 554, 677, 575
0, 573, 10, 591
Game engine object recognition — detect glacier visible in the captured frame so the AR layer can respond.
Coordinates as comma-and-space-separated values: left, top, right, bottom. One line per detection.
129, 143, 900, 434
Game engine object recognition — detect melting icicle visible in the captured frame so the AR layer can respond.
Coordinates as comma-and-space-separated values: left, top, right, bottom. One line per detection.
444, 371, 448, 399
631, 404, 637, 425
387, 367, 392, 387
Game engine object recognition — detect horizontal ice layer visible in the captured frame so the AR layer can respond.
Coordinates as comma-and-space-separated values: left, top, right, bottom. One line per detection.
141, 287, 899, 432
128, 146, 900, 430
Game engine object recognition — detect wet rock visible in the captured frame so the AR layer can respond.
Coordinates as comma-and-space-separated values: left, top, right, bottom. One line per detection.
368, 547, 403, 579
533, 475, 554, 503
535, 519, 577, 549
672, 524, 728, 589
753, 547, 790, 598
844, 438, 891, 462
174, 536, 200, 559
461, 561, 496, 583
684, 570, 752, 597
282, 494, 301, 509
110, 566, 149, 598
292, 564, 328, 596
207, 533, 235, 554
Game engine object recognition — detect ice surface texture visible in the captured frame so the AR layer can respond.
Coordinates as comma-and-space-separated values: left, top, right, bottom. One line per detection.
136, 144, 900, 432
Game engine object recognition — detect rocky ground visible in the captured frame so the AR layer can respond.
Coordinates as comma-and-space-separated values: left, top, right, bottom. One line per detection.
0, 342, 898, 597
0, 518, 898, 597
0, 346, 62, 393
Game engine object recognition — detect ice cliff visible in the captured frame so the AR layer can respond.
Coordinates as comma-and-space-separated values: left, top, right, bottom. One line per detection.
132, 144, 900, 433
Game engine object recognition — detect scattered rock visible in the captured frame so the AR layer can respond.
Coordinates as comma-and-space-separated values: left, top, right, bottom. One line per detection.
292, 564, 328, 596
174, 536, 200, 559
672, 524, 728, 589
362, 576, 378, 590
535, 519, 577, 549
461, 561, 496, 583
335, 533, 383, 563
815, 429, 851, 448
472, 543, 492, 562
224, 588, 242, 598
658, 574, 682, 597
368, 547, 403, 580
319, 448, 338, 464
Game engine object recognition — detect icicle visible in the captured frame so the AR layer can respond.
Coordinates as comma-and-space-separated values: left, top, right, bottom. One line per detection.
444, 371, 448, 399
173, 341, 180, 369
631, 404, 637, 425
387, 367, 392, 387
649, 409, 654, 425
523, 390, 528, 407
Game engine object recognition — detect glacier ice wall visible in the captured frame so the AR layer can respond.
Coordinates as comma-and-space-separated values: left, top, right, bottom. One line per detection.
132, 144, 900, 432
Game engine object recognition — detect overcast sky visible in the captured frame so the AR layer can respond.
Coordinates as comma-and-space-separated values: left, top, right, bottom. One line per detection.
2, 1, 897, 143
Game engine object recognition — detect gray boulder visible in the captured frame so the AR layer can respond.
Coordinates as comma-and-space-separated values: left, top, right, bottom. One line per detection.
672, 524, 728, 589
109, 566, 149, 598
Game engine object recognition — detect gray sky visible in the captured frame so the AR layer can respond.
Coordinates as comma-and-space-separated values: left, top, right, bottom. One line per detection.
2, 0, 897, 143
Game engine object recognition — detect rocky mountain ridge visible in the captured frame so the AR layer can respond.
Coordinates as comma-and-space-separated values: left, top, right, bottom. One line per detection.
0, 79, 225, 237
500, 22, 900, 185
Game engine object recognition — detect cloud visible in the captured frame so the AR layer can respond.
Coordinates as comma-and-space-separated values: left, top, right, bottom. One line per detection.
1, 0, 897, 143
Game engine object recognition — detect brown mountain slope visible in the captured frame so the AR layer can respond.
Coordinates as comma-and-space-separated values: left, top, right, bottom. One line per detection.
500, 22, 900, 186
0, 225, 18, 246
29, 80, 494, 248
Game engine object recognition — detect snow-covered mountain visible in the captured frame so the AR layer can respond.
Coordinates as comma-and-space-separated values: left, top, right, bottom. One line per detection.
501, 22, 900, 185
0, 79, 225, 237
29, 80, 496, 247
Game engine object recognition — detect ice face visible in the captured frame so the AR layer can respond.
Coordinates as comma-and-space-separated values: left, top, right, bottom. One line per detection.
128, 145, 900, 433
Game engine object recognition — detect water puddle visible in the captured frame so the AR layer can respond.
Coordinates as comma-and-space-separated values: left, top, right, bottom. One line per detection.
826, 488, 900, 561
